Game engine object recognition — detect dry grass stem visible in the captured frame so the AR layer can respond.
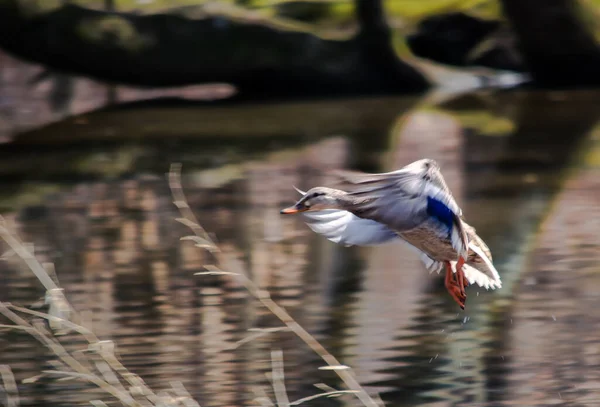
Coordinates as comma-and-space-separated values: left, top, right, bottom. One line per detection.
290, 390, 360, 405
0, 365, 19, 407
0, 225, 59, 291
318, 365, 350, 370
270, 350, 290, 407
5, 303, 95, 341
0, 163, 382, 407
230, 327, 291, 350
251, 386, 275, 407
168, 163, 382, 407
0, 218, 199, 407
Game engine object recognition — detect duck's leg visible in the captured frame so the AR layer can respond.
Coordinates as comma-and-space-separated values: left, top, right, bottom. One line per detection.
454, 256, 468, 296
444, 261, 466, 309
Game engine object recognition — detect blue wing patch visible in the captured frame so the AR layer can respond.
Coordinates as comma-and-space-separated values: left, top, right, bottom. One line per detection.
426, 196, 454, 231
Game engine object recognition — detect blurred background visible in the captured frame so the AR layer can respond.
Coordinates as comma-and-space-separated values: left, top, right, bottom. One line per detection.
1, 0, 600, 406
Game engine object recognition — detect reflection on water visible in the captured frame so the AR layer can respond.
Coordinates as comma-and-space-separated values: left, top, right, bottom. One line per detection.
1, 90, 600, 406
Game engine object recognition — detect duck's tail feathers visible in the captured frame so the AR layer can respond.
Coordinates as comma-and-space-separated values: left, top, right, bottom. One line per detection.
463, 241, 502, 289
417, 245, 502, 290
460, 263, 502, 290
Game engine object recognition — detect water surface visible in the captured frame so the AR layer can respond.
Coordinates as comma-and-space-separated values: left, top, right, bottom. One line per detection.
1, 90, 600, 407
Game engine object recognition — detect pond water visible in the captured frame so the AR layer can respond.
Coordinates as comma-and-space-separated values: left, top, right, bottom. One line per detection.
1, 89, 600, 407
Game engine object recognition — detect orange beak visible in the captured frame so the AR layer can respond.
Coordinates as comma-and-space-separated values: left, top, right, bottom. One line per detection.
280, 204, 307, 214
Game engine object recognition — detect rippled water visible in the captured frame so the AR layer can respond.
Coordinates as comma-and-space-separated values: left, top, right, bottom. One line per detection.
1, 90, 600, 406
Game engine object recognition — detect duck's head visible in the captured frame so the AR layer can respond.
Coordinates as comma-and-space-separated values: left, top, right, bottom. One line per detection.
280, 187, 344, 214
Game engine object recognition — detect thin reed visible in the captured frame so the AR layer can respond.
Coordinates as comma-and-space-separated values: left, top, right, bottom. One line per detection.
168, 163, 382, 407
0, 164, 381, 407
0, 216, 201, 407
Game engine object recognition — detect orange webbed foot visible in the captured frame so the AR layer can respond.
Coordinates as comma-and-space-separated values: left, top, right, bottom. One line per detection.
445, 259, 467, 310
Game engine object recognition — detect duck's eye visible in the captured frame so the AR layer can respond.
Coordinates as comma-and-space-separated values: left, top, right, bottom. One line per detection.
304, 200, 311, 207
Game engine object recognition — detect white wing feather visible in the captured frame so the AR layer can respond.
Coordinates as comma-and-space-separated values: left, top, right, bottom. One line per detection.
294, 187, 399, 246
302, 210, 399, 246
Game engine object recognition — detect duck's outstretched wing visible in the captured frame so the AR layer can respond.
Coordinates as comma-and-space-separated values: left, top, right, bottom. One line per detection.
333, 159, 469, 259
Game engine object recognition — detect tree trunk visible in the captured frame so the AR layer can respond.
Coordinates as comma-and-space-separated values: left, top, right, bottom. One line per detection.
501, 0, 600, 87
0, 0, 429, 100
355, 0, 424, 85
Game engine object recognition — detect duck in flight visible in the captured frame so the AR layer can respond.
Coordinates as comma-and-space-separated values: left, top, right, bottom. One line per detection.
280, 159, 501, 309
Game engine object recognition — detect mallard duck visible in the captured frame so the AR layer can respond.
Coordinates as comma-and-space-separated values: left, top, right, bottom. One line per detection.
280, 159, 501, 309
